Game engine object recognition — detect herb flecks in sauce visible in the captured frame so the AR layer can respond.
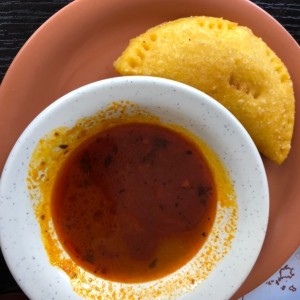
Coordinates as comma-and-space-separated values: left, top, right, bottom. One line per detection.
27, 100, 238, 300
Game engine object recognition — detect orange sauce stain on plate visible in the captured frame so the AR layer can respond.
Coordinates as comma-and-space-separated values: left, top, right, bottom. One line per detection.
27, 101, 237, 299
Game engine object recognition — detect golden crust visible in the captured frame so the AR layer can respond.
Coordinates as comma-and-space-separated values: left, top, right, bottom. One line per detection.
113, 16, 295, 164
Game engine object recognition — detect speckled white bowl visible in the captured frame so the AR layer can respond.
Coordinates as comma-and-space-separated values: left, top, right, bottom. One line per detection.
0, 76, 269, 300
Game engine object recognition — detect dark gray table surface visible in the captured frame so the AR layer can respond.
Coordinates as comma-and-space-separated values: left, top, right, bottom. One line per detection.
0, 0, 299, 298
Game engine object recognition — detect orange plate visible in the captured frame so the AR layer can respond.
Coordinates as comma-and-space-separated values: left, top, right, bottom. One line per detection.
0, 0, 299, 298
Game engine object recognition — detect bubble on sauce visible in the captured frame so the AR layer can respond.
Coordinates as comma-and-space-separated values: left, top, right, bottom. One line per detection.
27, 100, 238, 299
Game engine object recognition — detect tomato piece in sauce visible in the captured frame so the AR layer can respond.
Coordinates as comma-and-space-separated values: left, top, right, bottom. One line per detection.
51, 122, 217, 283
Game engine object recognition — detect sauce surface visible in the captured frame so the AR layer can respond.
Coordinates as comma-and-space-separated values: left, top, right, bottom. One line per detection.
51, 122, 217, 283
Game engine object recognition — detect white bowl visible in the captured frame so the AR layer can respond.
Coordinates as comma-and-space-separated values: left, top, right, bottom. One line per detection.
0, 76, 269, 300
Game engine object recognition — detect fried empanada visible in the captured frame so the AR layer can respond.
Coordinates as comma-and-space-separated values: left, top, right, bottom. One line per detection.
114, 16, 295, 164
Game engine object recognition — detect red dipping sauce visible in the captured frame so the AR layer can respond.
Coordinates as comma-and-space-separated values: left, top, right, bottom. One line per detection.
51, 122, 217, 283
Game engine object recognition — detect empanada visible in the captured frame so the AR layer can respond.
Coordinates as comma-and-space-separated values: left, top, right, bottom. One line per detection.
114, 16, 295, 164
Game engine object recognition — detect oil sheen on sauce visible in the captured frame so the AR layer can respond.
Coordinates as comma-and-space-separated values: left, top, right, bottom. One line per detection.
51, 122, 217, 283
